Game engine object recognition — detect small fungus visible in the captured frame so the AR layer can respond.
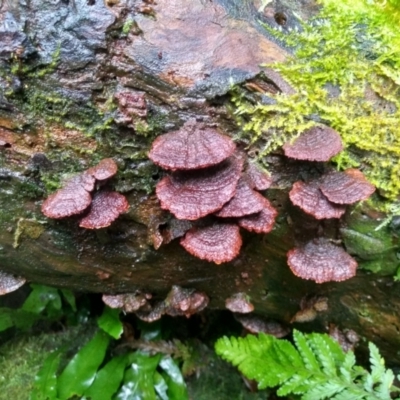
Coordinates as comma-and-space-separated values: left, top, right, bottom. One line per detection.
245, 162, 272, 190
237, 202, 278, 233
225, 292, 254, 313
0, 271, 26, 295
102, 292, 151, 313
283, 126, 343, 162
41, 173, 95, 219
180, 223, 242, 264
320, 169, 375, 204
234, 314, 290, 337
79, 190, 129, 229
216, 178, 268, 218
164, 285, 209, 318
156, 156, 243, 220
87, 158, 118, 181
289, 180, 346, 219
136, 302, 166, 323
148, 120, 236, 170
287, 239, 358, 283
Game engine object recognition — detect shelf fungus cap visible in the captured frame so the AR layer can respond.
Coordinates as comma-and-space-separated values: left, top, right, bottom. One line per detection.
156, 156, 243, 220
79, 191, 129, 229
41, 173, 95, 219
165, 285, 209, 318
0, 271, 26, 295
149, 120, 236, 170
289, 180, 346, 219
216, 178, 268, 218
283, 126, 343, 162
180, 223, 242, 264
320, 169, 375, 204
225, 292, 254, 313
237, 201, 278, 233
245, 162, 272, 191
87, 158, 118, 181
287, 239, 358, 283
102, 293, 150, 313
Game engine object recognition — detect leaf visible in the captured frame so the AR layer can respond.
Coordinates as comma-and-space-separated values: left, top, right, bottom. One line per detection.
22, 285, 61, 314
30, 349, 63, 400
84, 354, 129, 400
97, 306, 123, 339
0, 308, 14, 332
60, 289, 77, 312
293, 330, 320, 371
57, 330, 110, 400
159, 356, 189, 400
153, 371, 169, 400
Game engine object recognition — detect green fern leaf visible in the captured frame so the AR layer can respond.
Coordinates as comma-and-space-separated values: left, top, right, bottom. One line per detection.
331, 388, 368, 400
307, 333, 341, 376
302, 381, 348, 400
277, 372, 311, 396
293, 330, 320, 371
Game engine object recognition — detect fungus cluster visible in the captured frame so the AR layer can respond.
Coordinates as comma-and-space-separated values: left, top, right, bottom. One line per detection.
283, 125, 376, 283
42, 158, 129, 229
149, 120, 278, 264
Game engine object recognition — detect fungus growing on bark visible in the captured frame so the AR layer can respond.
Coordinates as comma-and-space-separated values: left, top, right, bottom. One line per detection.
149, 120, 236, 170
234, 314, 290, 337
156, 156, 243, 220
245, 162, 272, 191
290, 296, 328, 323
216, 178, 268, 218
87, 158, 118, 181
180, 223, 242, 264
237, 202, 278, 233
79, 191, 129, 229
164, 285, 209, 318
320, 169, 375, 204
0, 271, 26, 295
102, 292, 151, 313
289, 180, 346, 219
41, 173, 95, 219
225, 292, 254, 313
283, 126, 343, 162
287, 239, 358, 283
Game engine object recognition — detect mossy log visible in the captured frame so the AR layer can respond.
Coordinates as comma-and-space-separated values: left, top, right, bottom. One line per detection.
1, 0, 400, 362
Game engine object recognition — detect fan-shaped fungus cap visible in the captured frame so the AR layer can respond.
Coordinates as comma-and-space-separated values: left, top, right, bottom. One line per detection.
79, 191, 129, 229
148, 120, 236, 170
237, 201, 278, 233
136, 302, 166, 323
216, 178, 268, 218
283, 126, 343, 162
156, 156, 243, 220
87, 158, 118, 181
320, 169, 375, 204
181, 223, 242, 264
287, 239, 358, 283
245, 162, 272, 191
0, 271, 26, 295
165, 285, 209, 318
225, 292, 254, 313
42, 173, 95, 219
289, 180, 346, 219
102, 293, 151, 313
234, 314, 290, 337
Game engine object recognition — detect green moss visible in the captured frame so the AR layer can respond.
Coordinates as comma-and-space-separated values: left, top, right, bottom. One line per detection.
231, 0, 400, 215
13, 218, 46, 248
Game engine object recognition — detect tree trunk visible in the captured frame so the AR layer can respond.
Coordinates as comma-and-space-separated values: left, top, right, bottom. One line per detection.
1, 0, 400, 362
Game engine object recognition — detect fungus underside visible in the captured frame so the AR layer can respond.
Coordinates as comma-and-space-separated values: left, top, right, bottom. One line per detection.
231, 0, 400, 216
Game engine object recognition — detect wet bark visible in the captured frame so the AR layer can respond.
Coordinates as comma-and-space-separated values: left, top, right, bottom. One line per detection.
1, 0, 400, 362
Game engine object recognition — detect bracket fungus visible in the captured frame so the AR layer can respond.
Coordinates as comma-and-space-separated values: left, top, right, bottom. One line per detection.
287, 239, 358, 283
245, 162, 273, 191
237, 203, 278, 233
0, 271, 26, 295
148, 120, 236, 170
225, 292, 254, 313
102, 292, 151, 313
289, 180, 346, 219
79, 191, 129, 229
156, 156, 243, 220
86, 158, 118, 181
320, 169, 376, 204
283, 126, 343, 162
181, 223, 242, 264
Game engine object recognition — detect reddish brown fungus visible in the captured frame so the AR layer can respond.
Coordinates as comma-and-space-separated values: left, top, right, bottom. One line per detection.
156, 156, 243, 220
102, 293, 151, 313
234, 314, 290, 337
283, 126, 343, 162
245, 162, 272, 190
289, 180, 346, 219
181, 223, 242, 264
320, 169, 375, 204
287, 239, 358, 283
225, 292, 254, 313
87, 158, 118, 181
216, 178, 268, 218
79, 191, 129, 229
165, 286, 209, 317
0, 271, 26, 295
41, 173, 94, 219
149, 120, 236, 170
237, 202, 277, 233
